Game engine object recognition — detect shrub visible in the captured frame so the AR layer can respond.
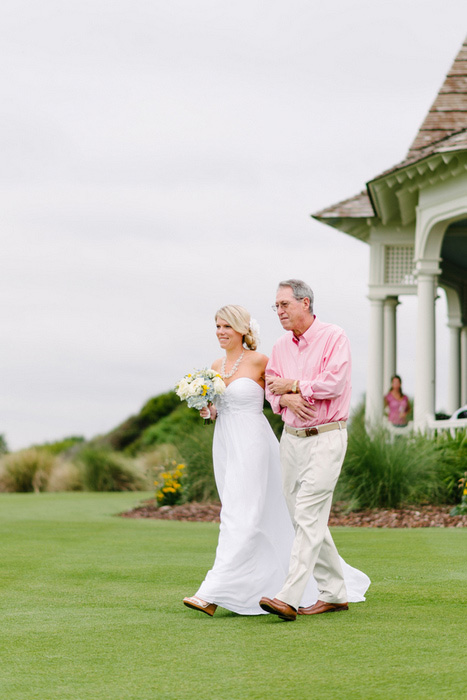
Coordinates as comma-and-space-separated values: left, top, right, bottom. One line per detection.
139, 392, 181, 424
140, 405, 200, 448
34, 436, 85, 456
450, 471, 467, 515
0, 434, 8, 455
0, 449, 55, 493
139, 405, 217, 501
177, 425, 217, 501
433, 430, 467, 503
263, 405, 283, 439
138, 443, 182, 471
102, 392, 180, 452
77, 447, 146, 492
336, 422, 443, 509
46, 460, 84, 492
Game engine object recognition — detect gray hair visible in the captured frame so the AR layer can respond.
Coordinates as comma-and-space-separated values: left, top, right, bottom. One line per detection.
278, 279, 314, 315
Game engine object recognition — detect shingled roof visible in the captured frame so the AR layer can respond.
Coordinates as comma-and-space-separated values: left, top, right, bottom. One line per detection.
313, 36, 467, 226
407, 38, 467, 156
313, 191, 374, 219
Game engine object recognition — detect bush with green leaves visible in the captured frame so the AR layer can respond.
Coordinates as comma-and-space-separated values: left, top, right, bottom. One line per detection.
450, 471, 467, 515
140, 404, 200, 448
77, 447, 146, 492
102, 392, 181, 452
34, 436, 85, 456
433, 430, 467, 504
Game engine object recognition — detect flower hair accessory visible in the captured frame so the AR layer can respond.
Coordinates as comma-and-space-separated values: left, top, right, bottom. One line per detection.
248, 318, 260, 347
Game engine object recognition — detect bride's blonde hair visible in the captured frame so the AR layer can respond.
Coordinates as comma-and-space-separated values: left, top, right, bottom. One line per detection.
215, 305, 257, 351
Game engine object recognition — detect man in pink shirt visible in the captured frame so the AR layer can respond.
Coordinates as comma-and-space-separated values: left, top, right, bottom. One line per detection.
259, 279, 351, 621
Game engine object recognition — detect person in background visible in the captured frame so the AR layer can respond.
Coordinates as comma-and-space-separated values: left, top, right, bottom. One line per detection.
384, 375, 410, 427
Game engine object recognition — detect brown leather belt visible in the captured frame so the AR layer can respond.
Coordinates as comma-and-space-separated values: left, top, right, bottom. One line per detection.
284, 421, 347, 438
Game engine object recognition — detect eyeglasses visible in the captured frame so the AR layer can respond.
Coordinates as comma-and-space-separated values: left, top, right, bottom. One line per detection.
271, 301, 293, 313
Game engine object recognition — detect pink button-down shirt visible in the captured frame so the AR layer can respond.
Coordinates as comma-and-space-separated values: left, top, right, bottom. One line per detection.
265, 317, 352, 428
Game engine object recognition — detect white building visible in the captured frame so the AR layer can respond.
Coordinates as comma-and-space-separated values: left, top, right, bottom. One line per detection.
313, 36, 467, 432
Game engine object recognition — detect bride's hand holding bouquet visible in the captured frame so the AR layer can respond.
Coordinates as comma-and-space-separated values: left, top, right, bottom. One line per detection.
175, 368, 226, 423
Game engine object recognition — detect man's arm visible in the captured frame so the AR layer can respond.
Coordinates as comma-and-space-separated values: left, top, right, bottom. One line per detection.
264, 347, 286, 416
266, 346, 317, 421
298, 333, 351, 400
279, 393, 317, 422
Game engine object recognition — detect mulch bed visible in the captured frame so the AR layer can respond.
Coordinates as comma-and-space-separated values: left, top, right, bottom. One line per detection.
120, 500, 467, 528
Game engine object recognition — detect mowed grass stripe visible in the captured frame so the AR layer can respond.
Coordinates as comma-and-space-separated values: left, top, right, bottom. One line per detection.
0, 493, 465, 700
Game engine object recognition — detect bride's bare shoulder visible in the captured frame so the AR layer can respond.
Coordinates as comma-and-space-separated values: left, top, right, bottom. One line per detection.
248, 351, 269, 369
211, 358, 223, 371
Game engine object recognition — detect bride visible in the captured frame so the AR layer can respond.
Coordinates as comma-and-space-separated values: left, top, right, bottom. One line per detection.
183, 305, 370, 616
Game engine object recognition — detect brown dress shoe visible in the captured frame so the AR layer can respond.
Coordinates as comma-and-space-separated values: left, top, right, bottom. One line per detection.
259, 596, 297, 621
298, 600, 348, 615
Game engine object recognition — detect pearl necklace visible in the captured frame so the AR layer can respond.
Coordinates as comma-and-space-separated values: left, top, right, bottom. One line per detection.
221, 350, 245, 379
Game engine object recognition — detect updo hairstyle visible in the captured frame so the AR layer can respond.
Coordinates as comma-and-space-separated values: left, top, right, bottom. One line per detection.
215, 305, 257, 351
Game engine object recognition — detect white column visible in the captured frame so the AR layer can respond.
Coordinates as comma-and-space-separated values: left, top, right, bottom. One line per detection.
383, 296, 399, 389
414, 260, 440, 430
366, 297, 384, 425
461, 326, 467, 406
447, 320, 461, 414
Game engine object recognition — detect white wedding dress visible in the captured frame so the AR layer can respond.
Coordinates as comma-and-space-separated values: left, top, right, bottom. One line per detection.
195, 377, 370, 615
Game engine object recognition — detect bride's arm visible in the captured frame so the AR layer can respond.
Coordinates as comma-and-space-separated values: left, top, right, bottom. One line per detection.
250, 352, 268, 385
199, 359, 221, 420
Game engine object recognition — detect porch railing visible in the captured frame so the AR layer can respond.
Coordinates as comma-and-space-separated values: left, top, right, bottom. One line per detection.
426, 417, 467, 437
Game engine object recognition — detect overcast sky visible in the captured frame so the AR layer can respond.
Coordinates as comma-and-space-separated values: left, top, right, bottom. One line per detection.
2, 1, 467, 450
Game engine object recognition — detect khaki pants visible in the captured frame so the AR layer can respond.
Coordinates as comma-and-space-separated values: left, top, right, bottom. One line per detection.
276, 427, 348, 610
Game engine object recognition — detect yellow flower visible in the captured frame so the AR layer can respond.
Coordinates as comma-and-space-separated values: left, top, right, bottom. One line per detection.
202, 384, 208, 396
463, 488, 467, 496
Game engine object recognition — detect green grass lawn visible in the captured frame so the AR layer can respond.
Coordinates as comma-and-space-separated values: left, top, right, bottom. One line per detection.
0, 493, 465, 700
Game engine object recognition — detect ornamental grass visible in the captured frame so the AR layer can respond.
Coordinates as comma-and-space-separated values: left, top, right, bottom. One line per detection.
337, 424, 443, 509
0, 448, 55, 492
76, 446, 147, 492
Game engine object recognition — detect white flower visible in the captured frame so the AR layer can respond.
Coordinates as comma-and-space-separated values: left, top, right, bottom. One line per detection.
249, 318, 260, 347
188, 377, 204, 396
175, 378, 190, 400
212, 375, 226, 394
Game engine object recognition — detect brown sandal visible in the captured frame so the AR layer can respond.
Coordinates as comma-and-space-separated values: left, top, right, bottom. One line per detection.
183, 596, 217, 617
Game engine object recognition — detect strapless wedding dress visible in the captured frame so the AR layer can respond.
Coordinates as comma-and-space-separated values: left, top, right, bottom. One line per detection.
195, 377, 370, 615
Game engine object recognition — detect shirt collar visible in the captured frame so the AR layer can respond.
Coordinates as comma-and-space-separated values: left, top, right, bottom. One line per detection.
291, 316, 318, 346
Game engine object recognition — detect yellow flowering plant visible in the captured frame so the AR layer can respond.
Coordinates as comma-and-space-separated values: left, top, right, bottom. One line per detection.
155, 462, 186, 506
450, 471, 467, 516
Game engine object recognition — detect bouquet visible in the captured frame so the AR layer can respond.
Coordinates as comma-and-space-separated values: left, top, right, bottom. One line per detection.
175, 368, 226, 423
